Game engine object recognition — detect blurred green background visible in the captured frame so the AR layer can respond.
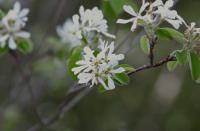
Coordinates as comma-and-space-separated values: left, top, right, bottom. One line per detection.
0, 0, 200, 131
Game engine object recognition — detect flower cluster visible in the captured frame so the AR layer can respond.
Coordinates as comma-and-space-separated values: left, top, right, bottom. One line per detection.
185, 22, 200, 39
183, 22, 200, 51
57, 6, 115, 47
117, 0, 185, 32
116, 0, 200, 50
65, 0, 200, 90
72, 41, 125, 90
0, 2, 30, 50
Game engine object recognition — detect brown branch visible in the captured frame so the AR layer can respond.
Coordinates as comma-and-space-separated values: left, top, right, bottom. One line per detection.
27, 86, 91, 131
9, 50, 45, 128
128, 55, 176, 76
149, 37, 157, 66
29, 0, 66, 61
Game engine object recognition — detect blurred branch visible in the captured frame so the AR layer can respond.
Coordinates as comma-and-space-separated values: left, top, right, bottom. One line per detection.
27, 86, 91, 131
114, 31, 133, 52
9, 50, 45, 127
30, 0, 66, 61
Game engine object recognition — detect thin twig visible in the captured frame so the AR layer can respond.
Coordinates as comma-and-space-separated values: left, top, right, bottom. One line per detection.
9, 50, 45, 127
27, 86, 90, 131
30, 0, 66, 61
128, 55, 176, 75
115, 32, 133, 52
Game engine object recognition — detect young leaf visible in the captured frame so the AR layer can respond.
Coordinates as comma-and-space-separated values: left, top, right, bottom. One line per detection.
98, 85, 106, 93
113, 73, 129, 85
116, 64, 135, 73
167, 61, 178, 72
188, 52, 200, 80
155, 27, 184, 43
109, 0, 125, 16
17, 39, 33, 54
175, 50, 188, 65
102, 0, 117, 21
140, 35, 150, 55
0, 9, 5, 19
67, 47, 82, 80
0, 47, 8, 56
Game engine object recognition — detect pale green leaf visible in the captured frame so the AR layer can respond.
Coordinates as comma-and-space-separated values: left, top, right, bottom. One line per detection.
113, 73, 129, 85
188, 52, 200, 80
175, 50, 188, 65
0, 47, 8, 56
155, 27, 184, 43
116, 64, 135, 73
140, 35, 150, 54
67, 47, 82, 80
167, 61, 178, 72
17, 39, 33, 54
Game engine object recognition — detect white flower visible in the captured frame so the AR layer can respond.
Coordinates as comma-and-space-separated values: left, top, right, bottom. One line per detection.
2, 2, 29, 29
57, 6, 115, 46
153, 0, 185, 29
150, 0, 163, 9
0, 31, 30, 49
117, 0, 150, 32
72, 41, 125, 90
79, 6, 115, 39
187, 22, 200, 35
0, 2, 30, 49
57, 15, 82, 47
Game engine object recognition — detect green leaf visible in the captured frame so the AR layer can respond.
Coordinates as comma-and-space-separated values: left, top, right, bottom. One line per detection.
176, 50, 188, 65
188, 52, 200, 80
0, 47, 8, 56
113, 73, 129, 85
98, 85, 106, 93
102, 0, 133, 21
0, 9, 5, 19
140, 35, 150, 54
67, 47, 82, 80
17, 39, 33, 54
167, 61, 178, 72
3, 107, 21, 131
102, 0, 117, 21
116, 64, 135, 73
109, 0, 125, 16
155, 27, 184, 43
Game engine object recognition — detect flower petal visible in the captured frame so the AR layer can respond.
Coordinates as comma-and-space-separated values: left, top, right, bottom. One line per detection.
165, 0, 174, 9
131, 19, 138, 32
111, 67, 125, 74
116, 18, 134, 24
123, 5, 137, 16
107, 76, 115, 90
139, 0, 149, 14
8, 37, 17, 50
165, 18, 182, 29
16, 31, 30, 38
